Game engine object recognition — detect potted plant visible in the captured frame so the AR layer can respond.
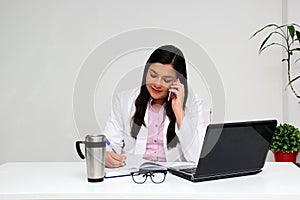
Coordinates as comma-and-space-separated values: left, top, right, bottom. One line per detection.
250, 23, 300, 99
251, 24, 300, 163
269, 123, 300, 162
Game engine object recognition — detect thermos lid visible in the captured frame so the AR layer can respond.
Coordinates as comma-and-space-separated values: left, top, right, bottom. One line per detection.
85, 135, 106, 143
83, 135, 106, 148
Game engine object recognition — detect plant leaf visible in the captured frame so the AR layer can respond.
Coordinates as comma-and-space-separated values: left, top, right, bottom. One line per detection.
259, 42, 288, 54
290, 48, 300, 52
296, 31, 300, 43
270, 123, 300, 152
292, 23, 300, 28
250, 24, 281, 39
288, 25, 295, 39
258, 32, 274, 52
258, 31, 287, 53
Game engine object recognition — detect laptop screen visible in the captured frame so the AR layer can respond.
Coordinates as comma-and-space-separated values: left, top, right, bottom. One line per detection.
196, 120, 277, 176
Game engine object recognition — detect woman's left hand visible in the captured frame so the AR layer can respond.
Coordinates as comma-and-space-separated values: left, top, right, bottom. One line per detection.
169, 79, 185, 128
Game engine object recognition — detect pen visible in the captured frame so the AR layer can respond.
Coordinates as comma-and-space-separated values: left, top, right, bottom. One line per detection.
106, 139, 126, 165
106, 139, 117, 153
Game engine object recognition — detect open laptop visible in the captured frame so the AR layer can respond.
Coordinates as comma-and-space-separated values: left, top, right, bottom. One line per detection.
168, 119, 277, 182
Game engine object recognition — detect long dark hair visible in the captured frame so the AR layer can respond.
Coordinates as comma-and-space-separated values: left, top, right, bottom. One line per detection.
130, 45, 188, 149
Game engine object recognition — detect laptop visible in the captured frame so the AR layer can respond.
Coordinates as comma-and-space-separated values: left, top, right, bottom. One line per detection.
168, 119, 277, 182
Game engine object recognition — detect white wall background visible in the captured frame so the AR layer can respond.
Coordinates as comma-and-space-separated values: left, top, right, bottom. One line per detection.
0, 0, 289, 164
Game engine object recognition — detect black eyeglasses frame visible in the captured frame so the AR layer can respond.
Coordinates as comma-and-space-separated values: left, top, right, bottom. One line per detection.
130, 169, 167, 184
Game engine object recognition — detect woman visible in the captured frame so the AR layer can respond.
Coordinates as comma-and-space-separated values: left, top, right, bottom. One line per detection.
104, 45, 206, 168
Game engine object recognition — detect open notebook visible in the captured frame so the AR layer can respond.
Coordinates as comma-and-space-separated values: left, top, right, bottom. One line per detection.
105, 154, 192, 178
105, 154, 144, 178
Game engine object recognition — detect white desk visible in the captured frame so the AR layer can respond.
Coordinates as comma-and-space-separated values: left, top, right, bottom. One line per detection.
0, 162, 299, 200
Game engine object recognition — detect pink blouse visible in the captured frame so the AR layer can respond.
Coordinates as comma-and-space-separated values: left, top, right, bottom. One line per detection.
143, 99, 167, 162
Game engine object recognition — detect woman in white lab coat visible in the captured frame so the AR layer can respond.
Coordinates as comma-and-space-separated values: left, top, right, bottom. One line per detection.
104, 45, 206, 168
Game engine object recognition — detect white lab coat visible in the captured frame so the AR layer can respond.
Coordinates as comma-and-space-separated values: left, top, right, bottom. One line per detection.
104, 88, 206, 162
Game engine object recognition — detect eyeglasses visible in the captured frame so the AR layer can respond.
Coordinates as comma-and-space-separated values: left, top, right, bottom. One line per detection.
130, 170, 167, 184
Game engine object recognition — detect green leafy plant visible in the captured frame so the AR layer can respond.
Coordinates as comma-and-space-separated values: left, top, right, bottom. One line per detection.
250, 23, 300, 99
269, 123, 300, 153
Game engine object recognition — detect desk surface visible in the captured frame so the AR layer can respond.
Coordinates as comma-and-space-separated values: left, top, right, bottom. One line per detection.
0, 162, 299, 200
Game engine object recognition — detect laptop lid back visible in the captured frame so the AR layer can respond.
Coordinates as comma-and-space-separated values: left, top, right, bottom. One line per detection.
195, 120, 277, 177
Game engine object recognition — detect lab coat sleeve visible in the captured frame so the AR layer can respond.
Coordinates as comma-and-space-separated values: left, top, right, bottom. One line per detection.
104, 93, 125, 153
175, 95, 206, 162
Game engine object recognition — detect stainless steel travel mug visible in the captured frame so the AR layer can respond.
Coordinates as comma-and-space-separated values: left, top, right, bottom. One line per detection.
76, 135, 106, 182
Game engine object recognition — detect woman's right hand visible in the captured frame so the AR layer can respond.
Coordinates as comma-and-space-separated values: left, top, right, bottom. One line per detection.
105, 151, 127, 168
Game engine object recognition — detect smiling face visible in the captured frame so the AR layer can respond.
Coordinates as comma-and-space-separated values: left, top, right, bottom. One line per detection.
146, 63, 177, 104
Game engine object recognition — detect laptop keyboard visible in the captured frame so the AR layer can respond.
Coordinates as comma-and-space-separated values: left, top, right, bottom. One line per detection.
180, 167, 197, 174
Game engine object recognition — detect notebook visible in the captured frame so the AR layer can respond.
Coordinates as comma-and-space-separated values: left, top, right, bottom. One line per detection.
168, 119, 277, 182
104, 154, 144, 178
104, 154, 168, 178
